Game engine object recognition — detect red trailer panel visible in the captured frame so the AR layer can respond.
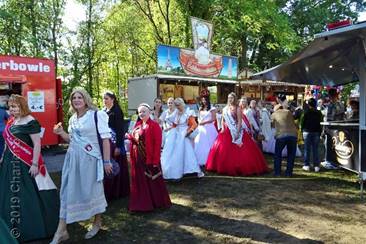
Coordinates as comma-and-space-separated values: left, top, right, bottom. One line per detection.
0, 55, 60, 146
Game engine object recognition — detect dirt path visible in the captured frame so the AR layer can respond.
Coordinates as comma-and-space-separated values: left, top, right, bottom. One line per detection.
34, 154, 366, 244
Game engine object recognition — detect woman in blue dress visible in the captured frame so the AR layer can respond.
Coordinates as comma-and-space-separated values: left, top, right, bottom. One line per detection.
51, 88, 112, 243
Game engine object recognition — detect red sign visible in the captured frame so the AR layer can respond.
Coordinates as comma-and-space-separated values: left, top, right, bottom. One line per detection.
0, 55, 61, 146
327, 19, 352, 30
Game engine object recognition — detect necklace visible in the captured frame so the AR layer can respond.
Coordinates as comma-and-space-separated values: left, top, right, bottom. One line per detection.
77, 109, 88, 118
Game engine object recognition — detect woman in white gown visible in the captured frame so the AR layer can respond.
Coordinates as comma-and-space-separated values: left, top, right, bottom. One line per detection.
194, 96, 218, 166
160, 97, 176, 148
161, 98, 203, 180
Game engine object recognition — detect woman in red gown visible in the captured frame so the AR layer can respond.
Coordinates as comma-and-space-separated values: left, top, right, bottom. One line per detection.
127, 103, 171, 212
206, 93, 268, 176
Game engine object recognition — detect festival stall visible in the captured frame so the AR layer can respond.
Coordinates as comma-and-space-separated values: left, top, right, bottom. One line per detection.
128, 17, 239, 115
251, 20, 366, 195
238, 69, 306, 104
0, 55, 63, 146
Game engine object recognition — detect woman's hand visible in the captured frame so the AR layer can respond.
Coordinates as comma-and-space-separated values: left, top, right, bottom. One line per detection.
53, 122, 64, 135
114, 148, 121, 157
104, 163, 113, 175
29, 165, 39, 177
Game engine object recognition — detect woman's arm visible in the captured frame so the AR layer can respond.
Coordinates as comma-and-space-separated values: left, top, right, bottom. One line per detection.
101, 138, 113, 175
152, 123, 162, 165
29, 133, 41, 177
114, 107, 125, 148
53, 123, 70, 142
102, 138, 111, 161
211, 110, 217, 124
236, 107, 242, 133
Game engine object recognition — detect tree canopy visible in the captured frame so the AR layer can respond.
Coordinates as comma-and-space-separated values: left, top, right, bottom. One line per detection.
0, 0, 364, 112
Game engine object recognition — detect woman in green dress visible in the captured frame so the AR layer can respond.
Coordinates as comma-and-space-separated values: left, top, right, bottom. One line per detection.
0, 94, 59, 242
0, 217, 17, 244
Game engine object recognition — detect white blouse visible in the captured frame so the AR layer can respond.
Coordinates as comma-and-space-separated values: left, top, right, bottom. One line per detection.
68, 110, 111, 143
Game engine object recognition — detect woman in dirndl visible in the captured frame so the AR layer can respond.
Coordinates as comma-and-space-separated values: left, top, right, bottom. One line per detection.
51, 88, 112, 243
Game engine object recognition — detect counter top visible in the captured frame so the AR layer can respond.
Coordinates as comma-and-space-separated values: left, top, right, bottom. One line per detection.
321, 121, 359, 126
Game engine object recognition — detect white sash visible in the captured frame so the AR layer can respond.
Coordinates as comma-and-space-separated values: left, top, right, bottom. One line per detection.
72, 131, 104, 182
223, 107, 243, 145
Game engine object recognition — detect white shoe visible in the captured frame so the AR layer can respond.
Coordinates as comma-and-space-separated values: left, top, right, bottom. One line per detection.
197, 171, 205, 178
314, 166, 320, 172
302, 165, 310, 171
50, 231, 69, 244
321, 161, 338, 169
84, 224, 101, 239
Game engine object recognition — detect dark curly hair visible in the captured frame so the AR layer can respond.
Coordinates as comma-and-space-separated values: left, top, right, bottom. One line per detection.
199, 96, 211, 111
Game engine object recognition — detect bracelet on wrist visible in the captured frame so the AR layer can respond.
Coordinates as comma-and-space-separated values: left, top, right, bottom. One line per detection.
103, 160, 111, 164
32, 163, 38, 167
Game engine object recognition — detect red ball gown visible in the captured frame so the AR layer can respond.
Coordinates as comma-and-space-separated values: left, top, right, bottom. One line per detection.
128, 118, 171, 212
206, 108, 268, 176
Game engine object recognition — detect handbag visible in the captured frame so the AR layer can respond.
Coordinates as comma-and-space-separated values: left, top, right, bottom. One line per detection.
186, 115, 198, 140
94, 111, 120, 179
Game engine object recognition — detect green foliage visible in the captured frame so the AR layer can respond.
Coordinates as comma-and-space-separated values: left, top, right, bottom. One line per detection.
0, 0, 364, 119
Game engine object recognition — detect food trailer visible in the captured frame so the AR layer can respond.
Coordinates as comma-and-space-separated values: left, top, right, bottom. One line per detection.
251, 21, 366, 195
128, 17, 239, 114
0, 55, 63, 146
128, 74, 237, 115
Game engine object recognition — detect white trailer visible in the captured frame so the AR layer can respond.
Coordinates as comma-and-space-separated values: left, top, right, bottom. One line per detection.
127, 74, 237, 115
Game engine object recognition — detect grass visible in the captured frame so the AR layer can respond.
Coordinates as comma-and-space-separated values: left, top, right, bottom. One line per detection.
30, 155, 366, 244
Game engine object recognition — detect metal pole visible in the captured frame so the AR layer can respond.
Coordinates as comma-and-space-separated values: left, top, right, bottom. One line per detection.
358, 38, 366, 199
361, 174, 364, 200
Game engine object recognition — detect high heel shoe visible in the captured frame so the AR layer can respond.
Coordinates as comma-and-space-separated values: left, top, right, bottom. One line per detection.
84, 223, 101, 239
49, 231, 69, 244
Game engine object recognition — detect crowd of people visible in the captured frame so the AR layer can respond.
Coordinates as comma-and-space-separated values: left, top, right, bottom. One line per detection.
0, 86, 360, 243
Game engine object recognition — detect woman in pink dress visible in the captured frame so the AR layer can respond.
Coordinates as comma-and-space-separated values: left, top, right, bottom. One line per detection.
206, 93, 268, 176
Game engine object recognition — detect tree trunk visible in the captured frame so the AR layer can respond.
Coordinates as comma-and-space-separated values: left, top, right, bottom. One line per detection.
87, 0, 93, 96
239, 35, 247, 70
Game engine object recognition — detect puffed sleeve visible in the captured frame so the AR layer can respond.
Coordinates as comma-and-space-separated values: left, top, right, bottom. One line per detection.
97, 110, 111, 139
159, 110, 167, 122
26, 120, 41, 134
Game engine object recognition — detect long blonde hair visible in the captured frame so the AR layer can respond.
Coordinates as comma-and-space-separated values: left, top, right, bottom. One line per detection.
227, 92, 238, 106
69, 88, 97, 114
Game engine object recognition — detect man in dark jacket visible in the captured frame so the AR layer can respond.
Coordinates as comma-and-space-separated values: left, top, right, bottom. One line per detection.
322, 88, 344, 169
300, 98, 323, 172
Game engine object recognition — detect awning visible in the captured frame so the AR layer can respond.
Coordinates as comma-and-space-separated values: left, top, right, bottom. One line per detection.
251, 22, 366, 86
129, 74, 238, 84
240, 79, 306, 87
0, 75, 27, 83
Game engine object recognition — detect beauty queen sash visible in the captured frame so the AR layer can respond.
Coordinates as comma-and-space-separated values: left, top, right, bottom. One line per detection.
223, 107, 243, 145
3, 118, 46, 176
